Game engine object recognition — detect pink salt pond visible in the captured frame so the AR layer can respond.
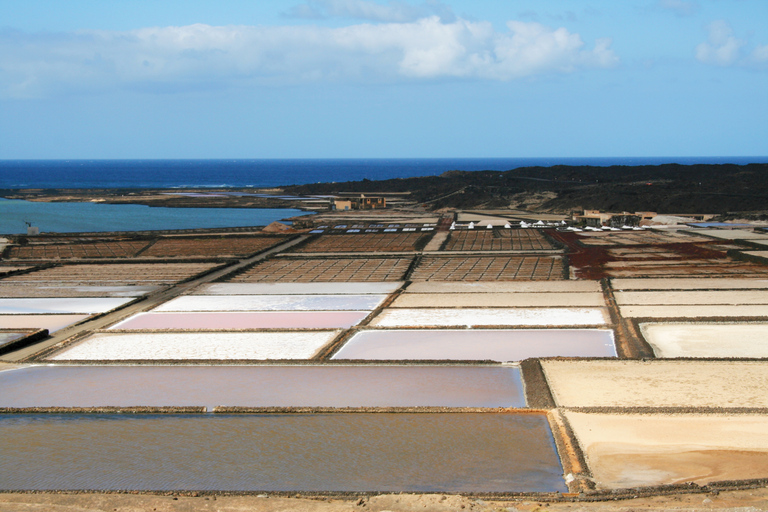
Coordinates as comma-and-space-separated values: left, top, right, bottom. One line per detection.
109, 311, 370, 330
332, 329, 617, 361
0, 365, 525, 408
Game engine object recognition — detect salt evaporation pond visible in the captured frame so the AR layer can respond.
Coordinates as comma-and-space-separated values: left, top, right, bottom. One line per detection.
0, 413, 567, 492
0, 365, 525, 408
0, 285, 160, 298
333, 329, 616, 361
154, 294, 387, 312
109, 311, 370, 330
641, 322, 768, 358
0, 314, 89, 332
196, 282, 402, 295
50, 332, 339, 360
370, 308, 607, 327
0, 332, 27, 350
0, 298, 133, 314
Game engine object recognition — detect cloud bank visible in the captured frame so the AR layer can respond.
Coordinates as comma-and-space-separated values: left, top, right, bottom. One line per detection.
0, 16, 618, 98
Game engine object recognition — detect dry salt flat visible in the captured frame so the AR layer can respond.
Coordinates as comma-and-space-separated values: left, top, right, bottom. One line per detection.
611, 277, 768, 290
564, 412, 768, 489
615, 290, 768, 305
619, 304, 768, 318
49, 331, 340, 360
0, 314, 90, 333
108, 311, 370, 330
194, 282, 403, 295
542, 360, 768, 408
404, 281, 601, 293
640, 322, 768, 358
153, 294, 387, 312
369, 308, 608, 327
0, 298, 133, 315
390, 292, 605, 308
331, 329, 616, 361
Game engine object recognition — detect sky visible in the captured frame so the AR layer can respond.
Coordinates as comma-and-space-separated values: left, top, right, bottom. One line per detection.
0, 0, 766, 159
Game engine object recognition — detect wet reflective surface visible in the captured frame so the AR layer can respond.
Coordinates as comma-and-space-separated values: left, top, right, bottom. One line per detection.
0, 365, 524, 408
0, 332, 26, 349
155, 294, 387, 312
333, 329, 616, 361
0, 413, 566, 492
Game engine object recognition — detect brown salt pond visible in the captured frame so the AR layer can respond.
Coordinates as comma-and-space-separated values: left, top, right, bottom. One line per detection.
332, 329, 616, 361
0, 413, 566, 492
0, 314, 90, 333
109, 311, 370, 330
564, 412, 768, 489
0, 365, 525, 408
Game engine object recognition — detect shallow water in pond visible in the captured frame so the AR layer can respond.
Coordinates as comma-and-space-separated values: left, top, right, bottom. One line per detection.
333, 329, 616, 361
0, 365, 524, 408
109, 311, 370, 329
0, 314, 90, 332
0, 413, 566, 492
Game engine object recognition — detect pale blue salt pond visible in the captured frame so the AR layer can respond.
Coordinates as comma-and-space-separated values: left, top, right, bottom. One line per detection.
0, 198, 309, 234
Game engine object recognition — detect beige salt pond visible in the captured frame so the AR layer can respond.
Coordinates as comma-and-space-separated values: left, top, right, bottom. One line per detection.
611, 278, 768, 290
49, 331, 340, 360
332, 329, 616, 361
641, 322, 768, 358
619, 304, 768, 318
0, 365, 526, 408
370, 308, 608, 327
404, 281, 601, 293
195, 282, 403, 295
615, 290, 768, 305
108, 311, 370, 330
0, 315, 90, 333
565, 412, 768, 489
542, 360, 768, 408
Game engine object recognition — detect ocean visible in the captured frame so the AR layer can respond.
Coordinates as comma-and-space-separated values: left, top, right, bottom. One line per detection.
2, 157, 767, 189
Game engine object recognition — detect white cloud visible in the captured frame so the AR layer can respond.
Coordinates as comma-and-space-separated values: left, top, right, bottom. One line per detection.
0, 17, 618, 98
657, 0, 699, 17
695, 20, 753, 67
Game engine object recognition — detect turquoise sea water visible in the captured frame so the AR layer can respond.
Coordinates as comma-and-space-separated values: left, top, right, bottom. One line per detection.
0, 198, 308, 234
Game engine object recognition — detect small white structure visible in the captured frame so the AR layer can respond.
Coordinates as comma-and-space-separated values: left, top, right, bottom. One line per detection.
468, 222, 475, 229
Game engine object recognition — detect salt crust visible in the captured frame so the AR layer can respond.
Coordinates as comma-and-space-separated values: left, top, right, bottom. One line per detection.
195, 282, 403, 295
50, 331, 339, 360
619, 304, 768, 318
542, 360, 768, 408
615, 290, 768, 306
391, 292, 605, 308
611, 278, 768, 290
370, 308, 607, 327
0, 298, 132, 314
565, 412, 768, 489
404, 281, 601, 293
640, 322, 768, 358
153, 294, 387, 312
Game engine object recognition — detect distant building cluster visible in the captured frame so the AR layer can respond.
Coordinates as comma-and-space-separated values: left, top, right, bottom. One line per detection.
331, 194, 386, 211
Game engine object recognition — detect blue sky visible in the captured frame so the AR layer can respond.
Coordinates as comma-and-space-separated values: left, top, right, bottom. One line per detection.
0, 0, 766, 158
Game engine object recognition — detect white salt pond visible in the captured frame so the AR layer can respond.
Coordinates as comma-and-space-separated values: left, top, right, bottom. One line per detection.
0, 413, 567, 492
50, 331, 339, 360
332, 329, 616, 361
641, 322, 768, 358
108, 311, 370, 330
0, 298, 133, 314
615, 290, 768, 305
154, 294, 387, 312
196, 282, 403, 295
391, 292, 605, 308
619, 304, 768, 318
370, 308, 608, 327
404, 281, 601, 293
611, 278, 768, 290
0, 314, 90, 332
0, 365, 525, 408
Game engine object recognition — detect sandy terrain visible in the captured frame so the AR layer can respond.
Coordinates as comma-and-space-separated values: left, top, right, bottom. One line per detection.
405, 281, 601, 293
49, 331, 339, 360
611, 277, 768, 290
194, 282, 403, 295
0, 298, 132, 314
154, 294, 387, 312
641, 322, 768, 358
391, 292, 605, 308
565, 412, 768, 489
542, 360, 768, 408
619, 304, 768, 318
370, 308, 608, 327
615, 290, 768, 305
